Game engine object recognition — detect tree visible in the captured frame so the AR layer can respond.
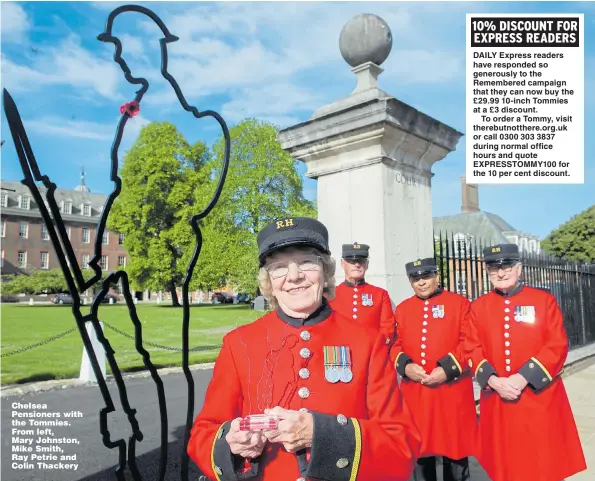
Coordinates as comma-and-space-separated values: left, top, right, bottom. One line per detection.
29, 269, 68, 294
541, 205, 595, 263
107, 122, 210, 306
2, 268, 107, 296
196, 118, 317, 293
2, 273, 35, 295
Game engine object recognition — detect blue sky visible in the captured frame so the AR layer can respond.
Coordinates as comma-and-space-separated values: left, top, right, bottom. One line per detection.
1, 1, 593, 239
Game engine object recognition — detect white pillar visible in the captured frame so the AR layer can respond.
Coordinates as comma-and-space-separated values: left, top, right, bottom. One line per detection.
79, 321, 106, 383
278, 64, 462, 306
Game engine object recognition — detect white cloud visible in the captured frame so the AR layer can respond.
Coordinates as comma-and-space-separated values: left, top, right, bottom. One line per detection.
25, 117, 114, 141
385, 49, 462, 84
1, 54, 50, 93
2, 35, 121, 98
1, 2, 31, 43
120, 114, 151, 148
222, 83, 323, 124
118, 34, 144, 56
1, 2, 501, 127
90, 2, 143, 12
24, 114, 151, 145
131, 1, 474, 120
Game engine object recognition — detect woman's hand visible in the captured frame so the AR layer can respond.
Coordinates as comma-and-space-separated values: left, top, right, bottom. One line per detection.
262, 406, 314, 453
225, 418, 267, 459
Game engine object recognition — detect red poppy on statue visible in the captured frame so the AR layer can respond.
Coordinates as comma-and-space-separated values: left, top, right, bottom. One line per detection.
120, 101, 140, 117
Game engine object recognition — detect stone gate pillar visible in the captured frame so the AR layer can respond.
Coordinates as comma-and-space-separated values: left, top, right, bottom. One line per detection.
278, 14, 463, 305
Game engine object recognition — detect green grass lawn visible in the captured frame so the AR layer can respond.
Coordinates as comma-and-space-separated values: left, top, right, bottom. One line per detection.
0, 303, 261, 385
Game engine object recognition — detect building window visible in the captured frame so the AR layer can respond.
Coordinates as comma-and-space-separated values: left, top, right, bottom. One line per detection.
1, 250, 4, 268
118, 233, 125, 245
99, 255, 108, 270
102, 231, 109, 245
40, 252, 49, 269
61, 201, 72, 214
118, 256, 126, 267
18, 196, 30, 209
0, 193, 7, 207
82, 228, 90, 243
82, 254, 90, 269
41, 223, 49, 240
17, 251, 27, 267
82, 204, 91, 216
0, 219, 5, 238
19, 221, 28, 238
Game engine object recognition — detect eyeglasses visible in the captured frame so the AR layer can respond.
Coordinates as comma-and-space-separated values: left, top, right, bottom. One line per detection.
486, 263, 518, 274
344, 258, 368, 265
265, 254, 322, 279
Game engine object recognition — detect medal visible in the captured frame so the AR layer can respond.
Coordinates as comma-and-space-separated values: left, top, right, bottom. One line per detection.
515, 306, 536, 323
324, 346, 340, 383
362, 293, 373, 307
340, 367, 353, 383
325, 367, 340, 383
339, 346, 353, 383
325, 346, 353, 383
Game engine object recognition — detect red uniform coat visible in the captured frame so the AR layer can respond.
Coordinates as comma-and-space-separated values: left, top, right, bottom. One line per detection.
330, 281, 394, 337
390, 288, 478, 460
468, 285, 586, 481
187, 302, 422, 481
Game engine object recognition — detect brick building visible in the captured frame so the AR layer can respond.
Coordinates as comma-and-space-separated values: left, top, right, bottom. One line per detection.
0, 176, 217, 303
1, 175, 127, 277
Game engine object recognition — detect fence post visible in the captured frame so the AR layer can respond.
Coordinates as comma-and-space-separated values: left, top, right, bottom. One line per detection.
79, 321, 107, 383
578, 265, 587, 345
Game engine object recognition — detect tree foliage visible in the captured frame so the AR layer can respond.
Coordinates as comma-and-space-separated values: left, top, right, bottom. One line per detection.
107, 122, 210, 305
192, 118, 316, 294
541, 205, 595, 263
1, 268, 95, 295
106, 118, 316, 302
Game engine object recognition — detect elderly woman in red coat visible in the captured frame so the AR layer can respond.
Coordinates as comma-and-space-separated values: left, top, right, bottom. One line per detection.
187, 217, 421, 481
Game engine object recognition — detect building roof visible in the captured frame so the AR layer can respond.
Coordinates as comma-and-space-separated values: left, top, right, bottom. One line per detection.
433, 211, 521, 244
1, 181, 108, 223
74, 167, 91, 193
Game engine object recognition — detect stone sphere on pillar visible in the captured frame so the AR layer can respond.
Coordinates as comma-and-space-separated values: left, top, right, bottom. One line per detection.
339, 13, 393, 67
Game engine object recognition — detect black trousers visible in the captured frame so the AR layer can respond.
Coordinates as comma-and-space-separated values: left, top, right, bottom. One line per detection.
412, 456, 470, 481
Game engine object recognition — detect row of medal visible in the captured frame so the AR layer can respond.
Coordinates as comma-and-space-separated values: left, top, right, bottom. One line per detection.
324, 345, 353, 383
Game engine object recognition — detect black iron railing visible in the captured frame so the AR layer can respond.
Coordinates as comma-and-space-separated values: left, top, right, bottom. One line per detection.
433, 232, 595, 350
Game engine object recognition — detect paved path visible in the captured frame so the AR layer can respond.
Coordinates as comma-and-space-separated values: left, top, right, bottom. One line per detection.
2, 360, 593, 480
566, 363, 595, 481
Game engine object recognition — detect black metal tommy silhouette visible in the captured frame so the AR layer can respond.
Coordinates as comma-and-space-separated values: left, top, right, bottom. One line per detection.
2, 4, 231, 481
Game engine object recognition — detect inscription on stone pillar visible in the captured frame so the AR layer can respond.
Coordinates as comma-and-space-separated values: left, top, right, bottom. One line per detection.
395, 171, 422, 187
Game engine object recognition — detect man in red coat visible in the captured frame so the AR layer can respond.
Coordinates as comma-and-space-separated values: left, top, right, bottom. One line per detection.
329, 242, 395, 338
468, 243, 586, 481
391, 257, 477, 481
